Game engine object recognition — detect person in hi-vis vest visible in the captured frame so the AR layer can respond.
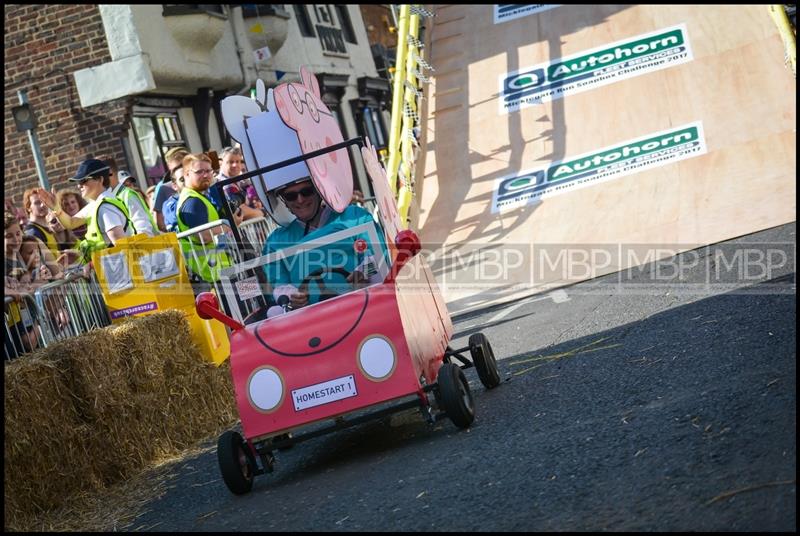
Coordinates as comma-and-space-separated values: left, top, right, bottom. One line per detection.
36, 159, 133, 265
110, 167, 158, 236
175, 153, 232, 284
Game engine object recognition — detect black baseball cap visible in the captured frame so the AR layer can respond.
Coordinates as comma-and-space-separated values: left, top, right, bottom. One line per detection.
69, 159, 110, 182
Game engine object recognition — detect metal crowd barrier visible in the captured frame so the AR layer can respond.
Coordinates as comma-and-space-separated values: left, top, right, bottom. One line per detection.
176, 219, 269, 320
5, 295, 45, 360
5, 269, 110, 360
33, 270, 111, 348
238, 215, 278, 254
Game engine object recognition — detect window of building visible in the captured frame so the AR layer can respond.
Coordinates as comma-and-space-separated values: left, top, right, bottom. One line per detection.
352, 76, 391, 152
335, 5, 357, 44
241, 4, 289, 18
162, 4, 226, 17
294, 5, 315, 37
131, 112, 188, 186
352, 102, 388, 151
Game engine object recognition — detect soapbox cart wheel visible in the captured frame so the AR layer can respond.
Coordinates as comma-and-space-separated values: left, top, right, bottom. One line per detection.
469, 332, 501, 389
217, 430, 255, 495
436, 362, 475, 428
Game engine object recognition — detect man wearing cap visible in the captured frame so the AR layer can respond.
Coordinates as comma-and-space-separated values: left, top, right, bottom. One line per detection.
36, 158, 133, 263
110, 168, 158, 236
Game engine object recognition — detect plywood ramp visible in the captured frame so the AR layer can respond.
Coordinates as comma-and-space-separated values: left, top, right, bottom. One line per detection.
416, 5, 796, 314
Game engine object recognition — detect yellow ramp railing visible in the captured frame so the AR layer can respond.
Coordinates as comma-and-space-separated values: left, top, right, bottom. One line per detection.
385, 5, 435, 229
768, 5, 796, 77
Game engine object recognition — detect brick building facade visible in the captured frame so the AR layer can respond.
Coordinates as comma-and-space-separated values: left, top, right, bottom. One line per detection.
5, 5, 132, 201
5, 4, 392, 205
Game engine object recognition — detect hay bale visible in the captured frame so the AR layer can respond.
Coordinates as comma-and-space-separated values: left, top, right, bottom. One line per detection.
4, 356, 98, 530
4, 310, 238, 531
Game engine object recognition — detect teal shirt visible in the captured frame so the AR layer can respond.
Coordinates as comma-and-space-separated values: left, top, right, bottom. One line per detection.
263, 205, 389, 304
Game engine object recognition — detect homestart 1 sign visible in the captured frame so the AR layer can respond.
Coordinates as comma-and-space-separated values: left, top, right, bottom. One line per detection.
492, 122, 707, 213
500, 24, 693, 113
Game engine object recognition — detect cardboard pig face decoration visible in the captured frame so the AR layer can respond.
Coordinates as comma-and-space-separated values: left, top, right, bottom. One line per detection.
221, 66, 353, 226
273, 67, 353, 213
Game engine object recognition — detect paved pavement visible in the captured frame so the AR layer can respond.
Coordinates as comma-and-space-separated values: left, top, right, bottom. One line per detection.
124, 222, 796, 531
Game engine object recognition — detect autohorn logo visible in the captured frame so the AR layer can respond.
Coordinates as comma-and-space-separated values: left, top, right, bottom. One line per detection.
500, 24, 693, 113
492, 122, 707, 213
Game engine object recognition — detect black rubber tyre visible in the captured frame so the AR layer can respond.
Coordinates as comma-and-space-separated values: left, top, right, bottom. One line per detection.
469, 332, 501, 389
217, 430, 255, 495
436, 362, 475, 428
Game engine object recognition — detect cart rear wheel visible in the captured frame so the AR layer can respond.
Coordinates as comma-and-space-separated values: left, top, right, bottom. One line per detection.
469, 333, 501, 389
218, 430, 255, 495
436, 362, 475, 428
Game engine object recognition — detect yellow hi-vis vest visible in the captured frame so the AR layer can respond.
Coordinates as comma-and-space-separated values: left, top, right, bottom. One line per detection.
176, 188, 232, 283
26, 221, 59, 257
116, 185, 157, 234
79, 196, 131, 264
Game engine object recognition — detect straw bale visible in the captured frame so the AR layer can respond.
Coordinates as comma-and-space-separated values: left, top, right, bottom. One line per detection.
4, 310, 238, 531
4, 356, 98, 530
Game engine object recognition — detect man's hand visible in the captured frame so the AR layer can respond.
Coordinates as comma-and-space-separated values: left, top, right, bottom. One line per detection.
347, 270, 368, 289
289, 288, 309, 309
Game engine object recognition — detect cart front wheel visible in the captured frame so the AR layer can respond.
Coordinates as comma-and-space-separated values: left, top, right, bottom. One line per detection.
436, 362, 475, 428
218, 430, 255, 495
469, 333, 501, 389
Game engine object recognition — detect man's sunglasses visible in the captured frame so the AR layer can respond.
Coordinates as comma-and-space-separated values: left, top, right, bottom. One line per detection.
279, 185, 316, 202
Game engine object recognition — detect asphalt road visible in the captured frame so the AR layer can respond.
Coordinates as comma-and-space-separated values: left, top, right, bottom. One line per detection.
124, 223, 796, 531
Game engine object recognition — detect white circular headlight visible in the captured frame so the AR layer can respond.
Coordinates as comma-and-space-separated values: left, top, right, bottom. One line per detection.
358, 336, 396, 381
248, 367, 284, 412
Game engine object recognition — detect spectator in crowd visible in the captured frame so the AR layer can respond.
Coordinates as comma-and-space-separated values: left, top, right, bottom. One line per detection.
119, 169, 149, 202
6, 215, 30, 283
146, 185, 157, 209
37, 159, 133, 264
217, 146, 263, 221
56, 189, 88, 239
246, 185, 264, 211
22, 188, 59, 257
162, 164, 185, 233
217, 145, 246, 182
108, 165, 158, 236
152, 147, 188, 232
5, 197, 28, 226
19, 235, 62, 282
176, 153, 233, 284
5, 214, 42, 357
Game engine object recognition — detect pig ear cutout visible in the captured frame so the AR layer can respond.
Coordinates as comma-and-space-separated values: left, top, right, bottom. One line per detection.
221, 95, 262, 155
256, 79, 267, 109
300, 65, 321, 99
